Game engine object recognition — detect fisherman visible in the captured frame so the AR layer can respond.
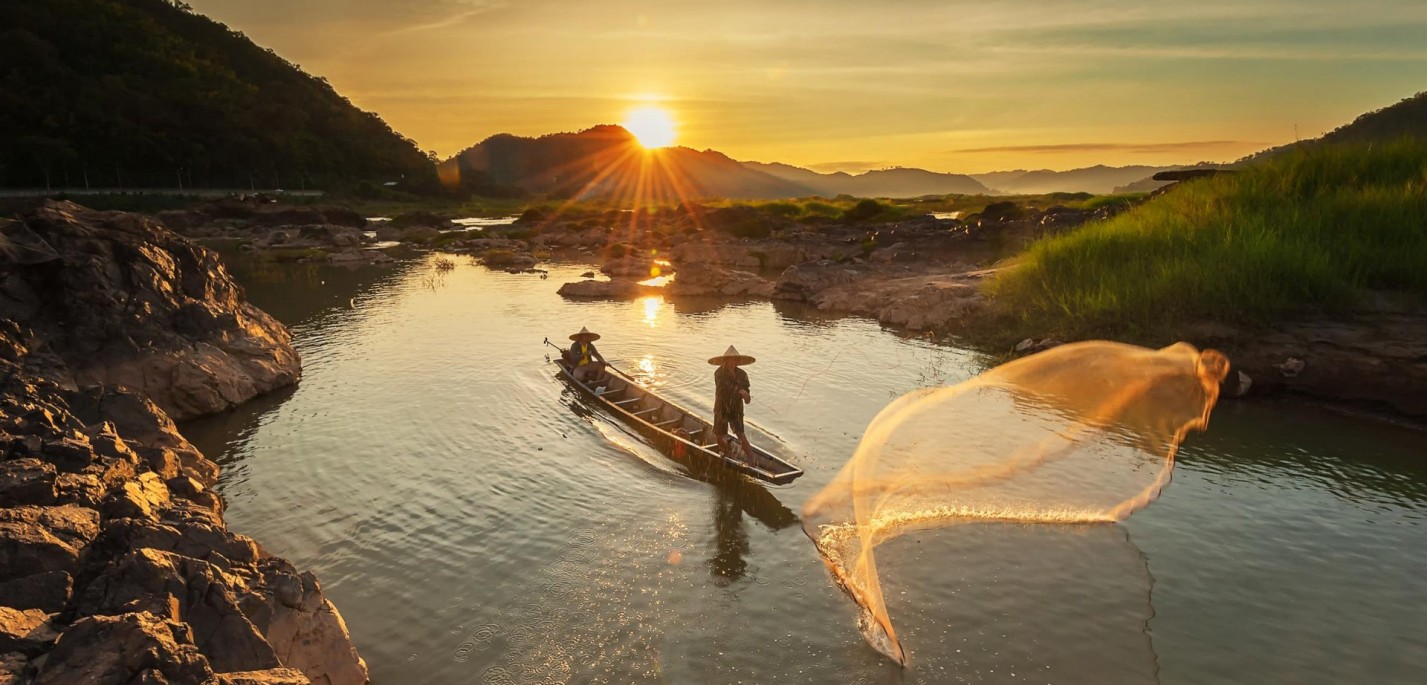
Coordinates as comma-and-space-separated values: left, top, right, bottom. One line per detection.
709, 345, 756, 458
565, 327, 607, 382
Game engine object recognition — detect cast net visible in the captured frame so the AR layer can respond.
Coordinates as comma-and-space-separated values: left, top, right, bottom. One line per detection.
802, 341, 1229, 664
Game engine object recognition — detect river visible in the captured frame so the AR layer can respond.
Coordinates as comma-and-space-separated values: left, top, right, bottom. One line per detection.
182, 253, 1427, 684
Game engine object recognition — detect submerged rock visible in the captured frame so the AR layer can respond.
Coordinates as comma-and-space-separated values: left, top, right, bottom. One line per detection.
556, 279, 655, 300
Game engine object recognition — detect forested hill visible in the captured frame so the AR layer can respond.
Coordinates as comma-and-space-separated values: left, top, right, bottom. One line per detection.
0, 0, 435, 190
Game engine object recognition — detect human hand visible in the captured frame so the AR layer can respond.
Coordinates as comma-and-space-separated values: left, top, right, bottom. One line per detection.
740, 389, 751, 403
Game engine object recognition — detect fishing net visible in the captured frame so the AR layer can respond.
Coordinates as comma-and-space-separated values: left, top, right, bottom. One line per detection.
802, 341, 1229, 665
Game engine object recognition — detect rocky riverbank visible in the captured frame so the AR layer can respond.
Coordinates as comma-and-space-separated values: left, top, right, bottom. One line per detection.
0, 202, 366, 684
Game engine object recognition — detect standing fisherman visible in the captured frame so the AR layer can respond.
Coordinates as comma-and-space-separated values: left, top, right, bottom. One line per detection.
709, 345, 756, 458
566, 327, 607, 382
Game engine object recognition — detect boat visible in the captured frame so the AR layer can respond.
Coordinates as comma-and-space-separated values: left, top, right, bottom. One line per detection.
550, 354, 804, 485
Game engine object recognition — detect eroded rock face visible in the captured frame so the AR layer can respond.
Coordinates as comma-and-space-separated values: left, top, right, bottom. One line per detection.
0, 210, 368, 684
0, 201, 301, 421
0, 360, 369, 684
34, 611, 219, 685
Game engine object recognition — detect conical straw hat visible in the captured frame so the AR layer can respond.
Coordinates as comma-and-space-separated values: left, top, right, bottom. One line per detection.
708, 345, 756, 365
569, 326, 601, 342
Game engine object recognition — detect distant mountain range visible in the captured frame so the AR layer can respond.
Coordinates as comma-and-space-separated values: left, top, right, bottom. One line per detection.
741, 162, 991, 197
446, 126, 810, 201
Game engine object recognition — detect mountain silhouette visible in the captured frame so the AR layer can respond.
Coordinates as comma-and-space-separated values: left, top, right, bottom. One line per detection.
445, 126, 813, 201
741, 162, 991, 197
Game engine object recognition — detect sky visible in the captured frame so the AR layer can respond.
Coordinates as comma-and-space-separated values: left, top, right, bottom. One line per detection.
188, 0, 1426, 173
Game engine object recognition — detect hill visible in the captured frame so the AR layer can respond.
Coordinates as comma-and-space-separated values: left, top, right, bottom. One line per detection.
447, 126, 813, 201
971, 165, 1189, 195
0, 0, 434, 190
1239, 92, 1427, 164
742, 162, 991, 198
990, 139, 1427, 338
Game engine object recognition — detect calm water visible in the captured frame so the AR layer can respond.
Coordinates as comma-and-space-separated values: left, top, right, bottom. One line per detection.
183, 254, 1427, 684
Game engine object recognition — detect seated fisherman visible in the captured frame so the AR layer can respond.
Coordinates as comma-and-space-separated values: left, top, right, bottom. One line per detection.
565, 327, 607, 382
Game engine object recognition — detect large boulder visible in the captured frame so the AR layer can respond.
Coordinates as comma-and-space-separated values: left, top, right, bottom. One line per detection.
666, 263, 773, 298
556, 280, 655, 300
600, 256, 660, 279
772, 260, 863, 302
0, 201, 300, 421
0, 608, 57, 656
34, 612, 219, 685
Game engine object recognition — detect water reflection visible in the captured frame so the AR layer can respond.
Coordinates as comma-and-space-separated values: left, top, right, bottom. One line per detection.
641, 296, 662, 327
179, 255, 1427, 685
709, 485, 750, 585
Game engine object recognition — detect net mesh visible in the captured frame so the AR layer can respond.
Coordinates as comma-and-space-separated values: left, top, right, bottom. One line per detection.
802, 341, 1229, 665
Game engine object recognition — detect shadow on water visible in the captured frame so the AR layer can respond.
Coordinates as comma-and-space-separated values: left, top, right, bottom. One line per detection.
222, 255, 415, 329
557, 381, 800, 534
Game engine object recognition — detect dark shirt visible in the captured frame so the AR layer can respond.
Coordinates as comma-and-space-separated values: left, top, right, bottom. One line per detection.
714, 366, 750, 419
565, 342, 599, 366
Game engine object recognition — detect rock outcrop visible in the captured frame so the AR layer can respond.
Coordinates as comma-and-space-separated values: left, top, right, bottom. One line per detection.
773, 261, 994, 332
0, 202, 365, 683
666, 263, 773, 298
0, 337, 364, 684
0, 201, 301, 421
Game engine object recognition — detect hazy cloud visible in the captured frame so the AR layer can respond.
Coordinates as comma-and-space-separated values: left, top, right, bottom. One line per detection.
950, 141, 1264, 155
804, 161, 886, 173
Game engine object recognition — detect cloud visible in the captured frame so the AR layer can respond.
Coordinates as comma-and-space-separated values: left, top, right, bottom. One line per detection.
805, 160, 885, 173
949, 141, 1262, 155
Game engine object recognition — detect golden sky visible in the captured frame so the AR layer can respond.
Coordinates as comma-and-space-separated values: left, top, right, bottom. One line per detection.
190, 0, 1425, 173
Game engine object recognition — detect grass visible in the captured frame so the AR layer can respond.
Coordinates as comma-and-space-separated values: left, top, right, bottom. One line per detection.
987, 140, 1427, 339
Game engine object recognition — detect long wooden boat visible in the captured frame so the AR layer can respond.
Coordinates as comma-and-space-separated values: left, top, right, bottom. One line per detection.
552, 356, 804, 485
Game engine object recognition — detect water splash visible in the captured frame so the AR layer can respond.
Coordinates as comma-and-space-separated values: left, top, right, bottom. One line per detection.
802, 341, 1229, 665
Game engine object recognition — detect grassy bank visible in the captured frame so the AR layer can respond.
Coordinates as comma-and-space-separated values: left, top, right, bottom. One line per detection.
988, 140, 1427, 338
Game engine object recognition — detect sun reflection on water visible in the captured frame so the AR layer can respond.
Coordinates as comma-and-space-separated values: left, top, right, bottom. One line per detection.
641, 295, 663, 327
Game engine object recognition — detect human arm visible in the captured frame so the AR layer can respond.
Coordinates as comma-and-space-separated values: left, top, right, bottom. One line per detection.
739, 369, 751, 403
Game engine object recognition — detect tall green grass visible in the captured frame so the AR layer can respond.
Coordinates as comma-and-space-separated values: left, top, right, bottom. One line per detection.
988, 140, 1427, 337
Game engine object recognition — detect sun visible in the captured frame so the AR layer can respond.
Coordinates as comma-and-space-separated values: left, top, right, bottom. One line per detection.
622, 105, 676, 149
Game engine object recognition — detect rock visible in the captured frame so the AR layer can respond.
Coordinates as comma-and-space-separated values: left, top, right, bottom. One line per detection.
0, 608, 57, 656
401, 226, 441, 244
388, 211, 454, 230
66, 388, 216, 485
0, 505, 100, 549
0, 219, 60, 266
1274, 357, 1306, 378
0, 460, 56, 507
219, 669, 313, 685
556, 280, 654, 300
5, 201, 300, 421
666, 263, 773, 298
0, 519, 83, 585
296, 225, 364, 249
34, 612, 219, 685
249, 560, 368, 685
0, 571, 72, 613
600, 256, 659, 279
1014, 338, 1063, 354
579, 271, 595, 278
77, 549, 282, 673
772, 260, 862, 302
478, 250, 537, 270
54, 473, 104, 508
39, 437, 93, 473
0, 652, 27, 685
372, 225, 403, 242
101, 473, 172, 522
